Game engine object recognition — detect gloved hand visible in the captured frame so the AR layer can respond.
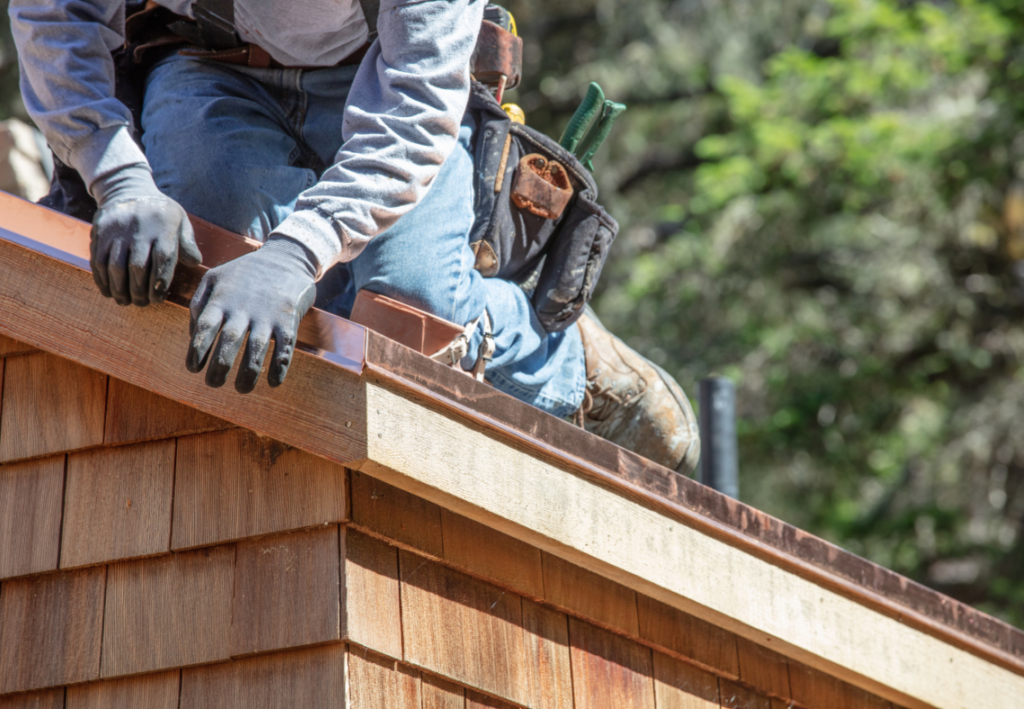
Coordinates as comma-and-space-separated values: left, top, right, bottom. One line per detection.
187, 236, 318, 393
90, 164, 202, 306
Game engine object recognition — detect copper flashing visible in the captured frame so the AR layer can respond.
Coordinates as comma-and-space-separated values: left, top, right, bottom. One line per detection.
349, 290, 466, 356
2, 189, 1023, 678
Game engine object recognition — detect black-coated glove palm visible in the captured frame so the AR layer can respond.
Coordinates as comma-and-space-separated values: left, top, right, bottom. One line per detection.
90, 167, 202, 306
187, 237, 318, 394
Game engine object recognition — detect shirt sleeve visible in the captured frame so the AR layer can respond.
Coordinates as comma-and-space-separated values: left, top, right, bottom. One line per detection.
9, 0, 150, 194
272, 0, 487, 276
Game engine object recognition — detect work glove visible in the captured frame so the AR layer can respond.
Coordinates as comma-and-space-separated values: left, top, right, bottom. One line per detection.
90, 164, 202, 306
186, 236, 318, 394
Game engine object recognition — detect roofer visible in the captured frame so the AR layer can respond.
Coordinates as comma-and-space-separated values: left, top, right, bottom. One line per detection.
9, 0, 700, 475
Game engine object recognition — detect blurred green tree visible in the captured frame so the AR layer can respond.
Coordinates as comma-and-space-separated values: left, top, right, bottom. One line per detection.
507, 0, 1024, 626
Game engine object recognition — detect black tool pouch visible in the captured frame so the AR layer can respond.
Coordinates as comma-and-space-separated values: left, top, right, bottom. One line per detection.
465, 84, 618, 333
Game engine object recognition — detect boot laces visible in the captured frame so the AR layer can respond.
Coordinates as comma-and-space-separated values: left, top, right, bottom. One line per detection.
584, 369, 631, 422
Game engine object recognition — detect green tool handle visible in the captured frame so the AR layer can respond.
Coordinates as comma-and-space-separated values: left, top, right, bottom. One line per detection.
558, 82, 605, 154
578, 100, 627, 172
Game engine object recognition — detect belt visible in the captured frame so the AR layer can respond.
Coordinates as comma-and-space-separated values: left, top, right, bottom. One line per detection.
178, 41, 372, 71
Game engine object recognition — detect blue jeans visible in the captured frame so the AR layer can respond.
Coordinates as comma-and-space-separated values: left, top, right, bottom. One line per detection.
141, 54, 586, 417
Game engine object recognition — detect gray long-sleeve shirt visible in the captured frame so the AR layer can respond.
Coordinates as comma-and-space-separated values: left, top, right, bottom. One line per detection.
9, 0, 485, 274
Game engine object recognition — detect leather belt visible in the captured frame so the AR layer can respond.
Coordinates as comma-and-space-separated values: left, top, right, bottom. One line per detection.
179, 41, 372, 71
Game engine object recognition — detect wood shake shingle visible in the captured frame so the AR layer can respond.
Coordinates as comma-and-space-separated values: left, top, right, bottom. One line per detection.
0, 455, 64, 579
172, 429, 348, 550
61, 440, 175, 569
103, 377, 230, 446
0, 567, 106, 693
230, 526, 342, 656
341, 529, 403, 659
0, 353, 106, 463
101, 546, 235, 677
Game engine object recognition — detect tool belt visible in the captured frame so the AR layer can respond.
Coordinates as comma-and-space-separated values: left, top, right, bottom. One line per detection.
465, 83, 618, 332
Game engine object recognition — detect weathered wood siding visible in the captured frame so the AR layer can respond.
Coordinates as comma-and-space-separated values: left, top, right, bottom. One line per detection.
0, 338, 902, 708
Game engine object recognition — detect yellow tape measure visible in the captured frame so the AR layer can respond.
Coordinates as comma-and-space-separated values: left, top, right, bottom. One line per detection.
502, 103, 526, 124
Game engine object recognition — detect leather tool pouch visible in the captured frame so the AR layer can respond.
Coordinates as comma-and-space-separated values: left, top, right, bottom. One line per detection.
465, 83, 619, 333
471, 20, 522, 90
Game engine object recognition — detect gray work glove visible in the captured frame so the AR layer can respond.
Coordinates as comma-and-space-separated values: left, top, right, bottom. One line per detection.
90, 165, 202, 306
187, 236, 318, 393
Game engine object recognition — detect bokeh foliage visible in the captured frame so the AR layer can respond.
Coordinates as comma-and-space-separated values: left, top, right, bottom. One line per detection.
2, 0, 1024, 625
507, 0, 1024, 626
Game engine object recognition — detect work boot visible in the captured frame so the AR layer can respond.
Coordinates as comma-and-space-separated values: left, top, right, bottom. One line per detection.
576, 308, 700, 475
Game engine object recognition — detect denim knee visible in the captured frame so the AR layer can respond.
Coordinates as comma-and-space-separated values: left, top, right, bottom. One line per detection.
358, 264, 477, 324
163, 159, 315, 239
348, 122, 480, 324
141, 56, 317, 238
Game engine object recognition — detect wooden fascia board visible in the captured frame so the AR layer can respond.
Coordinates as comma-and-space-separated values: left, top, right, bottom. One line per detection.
362, 328, 1024, 671
354, 377, 1024, 709
362, 352, 1024, 675
0, 192, 366, 373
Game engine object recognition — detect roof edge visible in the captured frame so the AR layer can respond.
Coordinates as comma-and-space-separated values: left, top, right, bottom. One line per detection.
1, 189, 1023, 689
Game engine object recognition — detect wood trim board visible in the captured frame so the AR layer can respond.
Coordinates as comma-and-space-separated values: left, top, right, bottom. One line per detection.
0, 192, 365, 374
355, 378, 1024, 709
361, 334, 1024, 667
